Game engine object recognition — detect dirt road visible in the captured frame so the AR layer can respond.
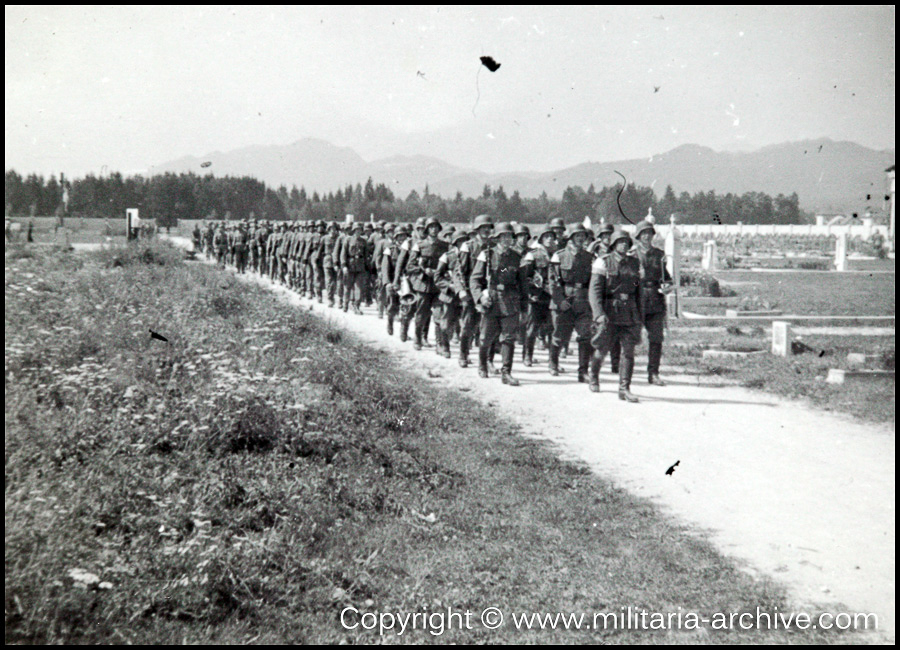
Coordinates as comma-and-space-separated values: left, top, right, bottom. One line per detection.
172, 238, 895, 641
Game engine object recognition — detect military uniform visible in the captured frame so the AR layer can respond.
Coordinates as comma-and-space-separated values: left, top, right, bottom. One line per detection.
470, 223, 528, 385
519, 230, 554, 366
633, 222, 672, 383
548, 226, 595, 379
319, 224, 340, 306
213, 227, 228, 266
457, 215, 495, 367
340, 226, 369, 313
433, 231, 468, 358
588, 229, 642, 401
381, 231, 409, 336
396, 218, 449, 349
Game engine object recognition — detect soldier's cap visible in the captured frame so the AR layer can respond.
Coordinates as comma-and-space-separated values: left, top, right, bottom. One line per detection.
377, 220, 387, 228
317, 220, 327, 228
549, 217, 566, 230
490, 222, 515, 238
472, 214, 494, 229
364, 222, 374, 230
414, 217, 427, 228
565, 224, 591, 240
609, 227, 633, 250
328, 221, 340, 230
513, 223, 531, 237
353, 222, 364, 231
424, 216, 442, 231
634, 220, 656, 238
596, 223, 615, 237
451, 229, 469, 245
536, 225, 557, 241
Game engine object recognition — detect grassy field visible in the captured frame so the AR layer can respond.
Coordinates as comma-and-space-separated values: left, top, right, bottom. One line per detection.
5, 240, 860, 643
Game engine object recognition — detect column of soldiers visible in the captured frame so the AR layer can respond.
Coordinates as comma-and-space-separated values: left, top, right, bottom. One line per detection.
199, 215, 672, 401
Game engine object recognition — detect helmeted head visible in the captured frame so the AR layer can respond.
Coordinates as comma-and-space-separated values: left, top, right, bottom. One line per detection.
491, 222, 515, 250
634, 220, 656, 244
537, 225, 557, 248
609, 227, 633, 253
513, 223, 531, 241
424, 216, 442, 236
472, 214, 494, 237
451, 229, 469, 247
565, 224, 590, 249
549, 217, 566, 234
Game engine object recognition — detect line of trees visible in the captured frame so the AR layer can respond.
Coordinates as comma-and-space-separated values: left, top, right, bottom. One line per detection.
5, 168, 806, 226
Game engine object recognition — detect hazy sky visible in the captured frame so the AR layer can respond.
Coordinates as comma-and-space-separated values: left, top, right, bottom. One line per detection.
5, 5, 895, 177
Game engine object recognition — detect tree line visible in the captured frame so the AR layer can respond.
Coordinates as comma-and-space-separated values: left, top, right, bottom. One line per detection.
5, 168, 806, 225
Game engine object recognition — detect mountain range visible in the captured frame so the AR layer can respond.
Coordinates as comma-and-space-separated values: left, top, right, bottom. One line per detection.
150, 138, 895, 213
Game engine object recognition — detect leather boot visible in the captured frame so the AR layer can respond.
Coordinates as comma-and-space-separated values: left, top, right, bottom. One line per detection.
610, 340, 620, 374
440, 328, 451, 359
413, 322, 424, 350
488, 341, 500, 375
399, 318, 410, 343
386, 315, 394, 336
478, 347, 490, 378
548, 345, 562, 376
618, 354, 639, 402
433, 324, 444, 356
501, 342, 519, 386
648, 342, 666, 385
589, 352, 602, 393
523, 338, 534, 367
577, 341, 592, 383
459, 335, 470, 367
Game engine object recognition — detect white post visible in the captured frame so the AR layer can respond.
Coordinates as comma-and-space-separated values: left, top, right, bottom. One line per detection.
772, 321, 791, 357
665, 215, 681, 318
834, 232, 847, 271
701, 240, 718, 272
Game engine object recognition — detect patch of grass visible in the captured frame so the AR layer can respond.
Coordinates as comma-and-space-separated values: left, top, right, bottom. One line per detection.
5, 245, 864, 643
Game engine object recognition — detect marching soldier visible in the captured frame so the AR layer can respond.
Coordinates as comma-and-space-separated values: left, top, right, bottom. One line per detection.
234, 222, 250, 274
370, 223, 392, 318
340, 223, 369, 314
192, 222, 203, 253
470, 222, 528, 385
382, 226, 411, 336
309, 220, 327, 302
548, 224, 594, 381
320, 222, 341, 307
588, 227, 641, 401
433, 229, 469, 358
456, 214, 494, 368
396, 217, 448, 350
203, 221, 215, 259
520, 225, 556, 367
213, 224, 228, 267
632, 219, 672, 385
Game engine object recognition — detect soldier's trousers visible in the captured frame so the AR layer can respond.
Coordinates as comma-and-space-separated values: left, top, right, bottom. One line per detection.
235, 249, 247, 274
592, 321, 641, 390
216, 248, 227, 266
610, 311, 664, 373
313, 265, 325, 299
551, 300, 592, 347
523, 301, 551, 360
413, 292, 437, 342
480, 307, 521, 372
343, 271, 366, 310
434, 298, 461, 352
375, 280, 387, 317
324, 267, 337, 304
458, 301, 479, 360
